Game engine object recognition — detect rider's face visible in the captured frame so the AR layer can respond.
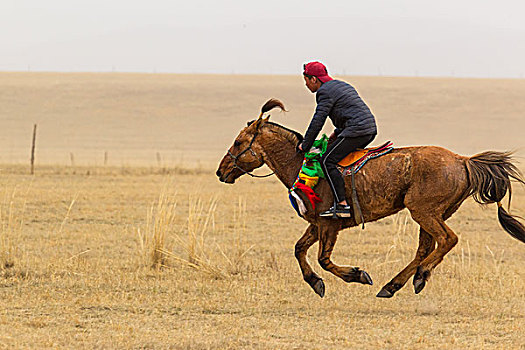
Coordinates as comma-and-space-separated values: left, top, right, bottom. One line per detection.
304, 76, 320, 93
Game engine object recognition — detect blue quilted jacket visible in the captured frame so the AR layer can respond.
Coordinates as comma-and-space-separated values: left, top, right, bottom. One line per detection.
301, 79, 377, 151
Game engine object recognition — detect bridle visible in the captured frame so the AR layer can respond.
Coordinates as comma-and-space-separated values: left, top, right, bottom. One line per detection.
224, 130, 274, 179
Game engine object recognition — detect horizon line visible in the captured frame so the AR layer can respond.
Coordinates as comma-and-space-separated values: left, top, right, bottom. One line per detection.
1, 70, 524, 81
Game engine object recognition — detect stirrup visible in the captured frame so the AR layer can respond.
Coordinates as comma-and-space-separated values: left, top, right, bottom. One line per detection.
330, 198, 338, 219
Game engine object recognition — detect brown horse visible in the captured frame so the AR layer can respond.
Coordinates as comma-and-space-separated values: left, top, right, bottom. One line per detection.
216, 99, 525, 298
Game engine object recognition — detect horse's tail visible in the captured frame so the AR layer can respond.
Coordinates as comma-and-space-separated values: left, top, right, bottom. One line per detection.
465, 151, 525, 243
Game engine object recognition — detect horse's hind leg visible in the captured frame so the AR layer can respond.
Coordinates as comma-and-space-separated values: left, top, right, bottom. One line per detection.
295, 224, 324, 297
377, 227, 435, 298
410, 215, 458, 294
317, 225, 374, 288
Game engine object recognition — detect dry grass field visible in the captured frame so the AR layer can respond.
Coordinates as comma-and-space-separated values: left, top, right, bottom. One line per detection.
0, 73, 524, 349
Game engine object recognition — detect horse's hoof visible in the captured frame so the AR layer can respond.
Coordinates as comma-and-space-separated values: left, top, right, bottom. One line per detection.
376, 287, 394, 298
413, 266, 428, 294
413, 278, 426, 294
312, 279, 325, 298
359, 271, 373, 285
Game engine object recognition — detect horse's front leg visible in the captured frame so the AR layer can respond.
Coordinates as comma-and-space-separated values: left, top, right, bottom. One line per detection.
294, 224, 324, 297
317, 225, 373, 288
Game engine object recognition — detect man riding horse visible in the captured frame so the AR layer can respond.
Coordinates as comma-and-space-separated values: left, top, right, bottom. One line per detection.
217, 96, 525, 298
299, 61, 377, 218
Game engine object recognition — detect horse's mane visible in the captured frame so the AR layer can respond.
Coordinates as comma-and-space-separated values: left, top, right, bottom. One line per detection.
247, 120, 303, 145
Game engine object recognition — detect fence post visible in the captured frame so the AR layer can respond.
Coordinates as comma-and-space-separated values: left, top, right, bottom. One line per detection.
30, 124, 37, 175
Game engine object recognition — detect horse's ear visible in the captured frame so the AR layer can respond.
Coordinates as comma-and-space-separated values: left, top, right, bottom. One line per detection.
252, 117, 263, 130
255, 115, 271, 129
249, 111, 266, 130
249, 107, 272, 130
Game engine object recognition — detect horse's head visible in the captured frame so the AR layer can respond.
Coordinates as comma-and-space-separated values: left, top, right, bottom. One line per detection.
216, 99, 287, 183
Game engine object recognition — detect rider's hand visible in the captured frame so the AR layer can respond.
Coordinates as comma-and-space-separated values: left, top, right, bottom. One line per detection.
328, 132, 337, 144
297, 143, 304, 153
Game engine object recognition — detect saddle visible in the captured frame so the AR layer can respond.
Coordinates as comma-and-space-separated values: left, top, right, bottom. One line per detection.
335, 141, 394, 227
337, 141, 394, 175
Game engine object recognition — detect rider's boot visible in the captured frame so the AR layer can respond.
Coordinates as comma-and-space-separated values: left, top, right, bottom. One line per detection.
319, 203, 352, 218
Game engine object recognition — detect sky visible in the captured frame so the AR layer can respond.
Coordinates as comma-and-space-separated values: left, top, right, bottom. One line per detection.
2, 0, 525, 77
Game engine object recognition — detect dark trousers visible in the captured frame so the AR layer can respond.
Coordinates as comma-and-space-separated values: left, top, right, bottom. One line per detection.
321, 134, 376, 203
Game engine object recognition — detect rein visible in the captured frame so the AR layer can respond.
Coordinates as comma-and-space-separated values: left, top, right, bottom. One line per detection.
225, 130, 275, 179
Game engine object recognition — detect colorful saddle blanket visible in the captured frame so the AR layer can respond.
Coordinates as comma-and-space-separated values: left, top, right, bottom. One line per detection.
337, 141, 394, 176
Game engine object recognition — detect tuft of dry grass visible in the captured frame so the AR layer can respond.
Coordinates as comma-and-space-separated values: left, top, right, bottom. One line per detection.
164, 195, 226, 278
215, 197, 255, 276
138, 191, 256, 280
137, 188, 177, 269
0, 185, 31, 271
